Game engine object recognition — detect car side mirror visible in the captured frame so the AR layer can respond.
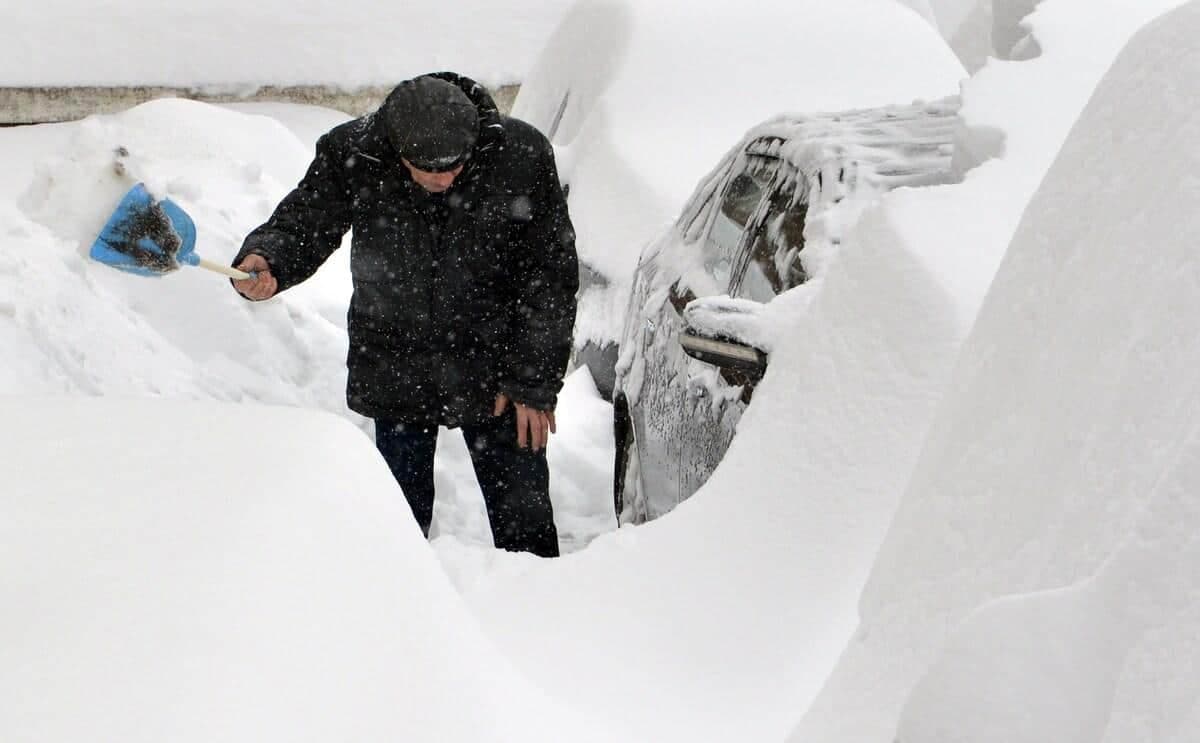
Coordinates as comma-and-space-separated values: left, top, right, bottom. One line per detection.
679, 332, 768, 380
678, 296, 769, 387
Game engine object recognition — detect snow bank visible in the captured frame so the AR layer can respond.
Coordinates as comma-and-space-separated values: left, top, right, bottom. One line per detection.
437, 2, 1194, 739
514, 0, 966, 348
789, 2, 1200, 740
218, 102, 355, 147
889, 0, 1191, 330
0, 398, 615, 741
436, 175, 967, 740
1, 99, 353, 416
927, 0, 995, 71
0, 0, 576, 88
893, 0, 939, 26
993, 0, 1043, 57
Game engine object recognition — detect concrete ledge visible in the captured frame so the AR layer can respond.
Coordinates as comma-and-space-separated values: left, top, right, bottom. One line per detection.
0, 83, 519, 125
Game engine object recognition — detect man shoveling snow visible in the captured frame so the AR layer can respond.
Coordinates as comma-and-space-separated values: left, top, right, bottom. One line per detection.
231, 72, 578, 557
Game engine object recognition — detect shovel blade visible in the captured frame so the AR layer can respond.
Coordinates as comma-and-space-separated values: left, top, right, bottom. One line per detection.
89, 183, 197, 277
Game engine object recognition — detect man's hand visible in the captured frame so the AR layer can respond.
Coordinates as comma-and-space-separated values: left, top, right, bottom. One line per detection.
232, 254, 278, 301
494, 394, 557, 452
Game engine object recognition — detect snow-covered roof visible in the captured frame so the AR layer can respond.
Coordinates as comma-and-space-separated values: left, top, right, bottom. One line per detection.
681, 98, 961, 246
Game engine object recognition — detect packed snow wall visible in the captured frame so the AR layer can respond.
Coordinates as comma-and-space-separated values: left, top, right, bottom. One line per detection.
789, 2, 1200, 740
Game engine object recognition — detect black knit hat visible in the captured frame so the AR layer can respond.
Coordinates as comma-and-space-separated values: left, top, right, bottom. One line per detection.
383, 76, 480, 172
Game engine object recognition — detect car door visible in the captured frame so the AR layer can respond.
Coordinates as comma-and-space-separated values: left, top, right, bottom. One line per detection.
621, 161, 776, 520
676, 171, 809, 502
652, 161, 779, 508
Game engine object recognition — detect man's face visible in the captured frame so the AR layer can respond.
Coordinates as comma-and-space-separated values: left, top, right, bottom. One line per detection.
401, 158, 465, 193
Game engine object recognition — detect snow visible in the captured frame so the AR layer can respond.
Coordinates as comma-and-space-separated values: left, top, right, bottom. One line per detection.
0, 398, 618, 741
993, 0, 1044, 57
2, 100, 352, 413
435, 95, 976, 737
927, 0, 995, 71
894, 0, 939, 26
883, 0, 1193, 331
513, 0, 966, 349
0, 0, 577, 89
435, 2, 1197, 741
2, 0, 1197, 741
218, 102, 354, 145
789, 1, 1200, 740
436, 184, 968, 738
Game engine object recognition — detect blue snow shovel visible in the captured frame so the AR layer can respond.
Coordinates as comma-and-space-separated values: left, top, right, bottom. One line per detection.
89, 183, 256, 280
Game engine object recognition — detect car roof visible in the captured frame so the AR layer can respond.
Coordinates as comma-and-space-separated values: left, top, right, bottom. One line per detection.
680, 97, 961, 243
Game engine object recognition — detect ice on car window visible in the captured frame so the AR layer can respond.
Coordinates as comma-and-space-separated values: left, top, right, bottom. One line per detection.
703, 170, 769, 289
736, 186, 808, 302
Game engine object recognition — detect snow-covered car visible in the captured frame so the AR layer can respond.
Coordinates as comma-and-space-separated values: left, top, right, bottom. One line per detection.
613, 99, 961, 523
511, 0, 966, 399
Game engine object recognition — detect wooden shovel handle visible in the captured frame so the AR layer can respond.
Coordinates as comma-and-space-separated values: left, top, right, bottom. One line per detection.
196, 258, 255, 280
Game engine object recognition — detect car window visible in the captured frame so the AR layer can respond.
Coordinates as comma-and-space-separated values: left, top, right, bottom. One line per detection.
701, 168, 771, 288
733, 185, 808, 302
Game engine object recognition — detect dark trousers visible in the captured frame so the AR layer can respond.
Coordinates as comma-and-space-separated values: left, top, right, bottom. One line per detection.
374, 411, 560, 557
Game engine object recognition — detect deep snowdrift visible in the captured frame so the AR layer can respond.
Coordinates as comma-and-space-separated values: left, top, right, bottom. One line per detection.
441, 166, 979, 741
886, 0, 1192, 328
0, 399, 617, 741
439, 1, 1194, 740
436, 113, 971, 743
790, 2, 1200, 741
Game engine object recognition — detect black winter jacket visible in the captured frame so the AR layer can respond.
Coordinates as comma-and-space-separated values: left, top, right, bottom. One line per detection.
235, 73, 578, 427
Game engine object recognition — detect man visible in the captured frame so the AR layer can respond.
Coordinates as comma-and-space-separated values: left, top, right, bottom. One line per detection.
231, 72, 578, 558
